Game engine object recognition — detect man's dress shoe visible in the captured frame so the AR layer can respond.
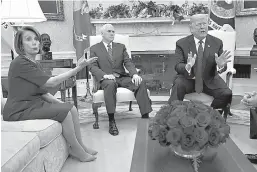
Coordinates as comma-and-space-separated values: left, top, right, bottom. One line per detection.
109, 120, 119, 136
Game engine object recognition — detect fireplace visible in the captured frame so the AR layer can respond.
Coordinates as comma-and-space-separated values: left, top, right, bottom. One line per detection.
131, 53, 176, 95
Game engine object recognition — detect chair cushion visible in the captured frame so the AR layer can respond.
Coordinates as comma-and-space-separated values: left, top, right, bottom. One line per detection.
93, 88, 150, 103
1, 132, 40, 172
1, 119, 62, 148
184, 93, 214, 106
93, 88, 136, 103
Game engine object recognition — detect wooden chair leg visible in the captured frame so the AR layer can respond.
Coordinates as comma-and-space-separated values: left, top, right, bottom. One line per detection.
72, 86, 78, 109
217, 106, 230, 123
129, 101, 133, 111
228, 108, 234, 116
92, 103, 101, 129
223, 105, 231, 122
61, 90, 66, 102
67, 89, 70, 98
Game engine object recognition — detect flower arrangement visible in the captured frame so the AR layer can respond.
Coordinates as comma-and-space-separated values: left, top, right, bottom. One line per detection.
148, 100, 230, 172
89, 1, 208, 21
189, 3, 209, 16
104, 3, 131, 19
89, 4, 104, 19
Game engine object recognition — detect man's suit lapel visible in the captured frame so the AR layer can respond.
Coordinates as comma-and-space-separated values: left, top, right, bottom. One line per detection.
99, 42, 113, 66
203, 35, 211, 71
188, 35, 197, 56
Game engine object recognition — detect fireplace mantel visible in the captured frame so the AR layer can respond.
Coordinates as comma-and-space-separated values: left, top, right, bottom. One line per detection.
91, 17, 190, 25
91, 18, 191, 54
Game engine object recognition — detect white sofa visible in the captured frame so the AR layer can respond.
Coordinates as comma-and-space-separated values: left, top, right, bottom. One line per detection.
1, 95, 69, 172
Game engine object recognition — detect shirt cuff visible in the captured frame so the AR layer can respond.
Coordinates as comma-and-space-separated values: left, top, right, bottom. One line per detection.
185, 64, 191, 74
217, 65, 224, 73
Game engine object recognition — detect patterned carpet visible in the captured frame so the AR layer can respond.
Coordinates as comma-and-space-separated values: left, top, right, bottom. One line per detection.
76, 95, 251, 126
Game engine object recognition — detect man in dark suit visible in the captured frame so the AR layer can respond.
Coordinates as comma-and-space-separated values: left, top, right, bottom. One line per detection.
89, 24, 152, 136
168, 14, 232, 110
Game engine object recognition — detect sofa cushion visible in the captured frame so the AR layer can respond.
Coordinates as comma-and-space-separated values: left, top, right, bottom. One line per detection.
1, 132, 40, 172
2, 119, 62, 148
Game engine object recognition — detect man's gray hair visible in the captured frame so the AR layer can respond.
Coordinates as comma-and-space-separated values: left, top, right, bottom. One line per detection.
100, 24, 114, 34
190, 14, 208, 25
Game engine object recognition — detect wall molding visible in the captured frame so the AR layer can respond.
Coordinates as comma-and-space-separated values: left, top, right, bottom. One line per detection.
235, 47, 252, 56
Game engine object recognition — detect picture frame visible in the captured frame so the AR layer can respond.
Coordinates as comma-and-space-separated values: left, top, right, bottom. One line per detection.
38, 0, 65, 21
236, 0, 257, 16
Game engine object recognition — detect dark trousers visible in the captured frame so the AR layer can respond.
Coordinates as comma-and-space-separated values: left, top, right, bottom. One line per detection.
168, 76, 232, 109
250, 108, 257, 139
100, 77, 152, 115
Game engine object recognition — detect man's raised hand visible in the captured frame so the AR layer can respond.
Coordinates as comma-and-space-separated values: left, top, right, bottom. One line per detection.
186, 51, 197, 69
215, 50, 231, 68
187, 51, 196, 66
132, 74, 142, 87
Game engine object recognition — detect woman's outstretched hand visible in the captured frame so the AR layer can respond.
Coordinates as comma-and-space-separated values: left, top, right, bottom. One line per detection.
241, 91, 257, 108
77, 57, 98, 68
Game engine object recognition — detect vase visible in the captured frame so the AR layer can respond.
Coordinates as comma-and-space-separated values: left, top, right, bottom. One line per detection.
170, 145, 205, 159
201, 146, 218, 161
170, 145, 218, 172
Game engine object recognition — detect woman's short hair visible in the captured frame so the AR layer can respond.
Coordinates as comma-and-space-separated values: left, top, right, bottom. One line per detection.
14, 26, 41, 55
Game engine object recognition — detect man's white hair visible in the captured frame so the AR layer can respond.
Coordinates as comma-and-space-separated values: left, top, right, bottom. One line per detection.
190, 14, 208, 25
100, 24, 114, 34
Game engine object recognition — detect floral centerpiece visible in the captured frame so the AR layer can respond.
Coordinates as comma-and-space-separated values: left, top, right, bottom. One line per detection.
148, 100, 230, 172
89, 1, 208, 21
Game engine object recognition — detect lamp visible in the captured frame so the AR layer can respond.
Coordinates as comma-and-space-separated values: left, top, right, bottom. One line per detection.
1, 0, 47, 25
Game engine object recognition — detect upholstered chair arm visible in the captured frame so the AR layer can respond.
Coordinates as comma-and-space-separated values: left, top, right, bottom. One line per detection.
219, 68, 236, 89
226, 68, 236, 88
92, 74, 99, 93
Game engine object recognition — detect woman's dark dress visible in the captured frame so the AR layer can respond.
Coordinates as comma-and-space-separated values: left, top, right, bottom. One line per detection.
3, 55, 73, 122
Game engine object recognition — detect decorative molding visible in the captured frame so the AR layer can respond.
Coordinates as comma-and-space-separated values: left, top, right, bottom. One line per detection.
236, 0, 257, 16
39, 0, 65, 21
235, 47, 251, 56
91, 18, 190, 24
92, 18, 191, 38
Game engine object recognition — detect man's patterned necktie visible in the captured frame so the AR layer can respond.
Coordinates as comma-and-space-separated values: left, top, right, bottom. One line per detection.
107, 43, 113, 61
195, 40, 204, 93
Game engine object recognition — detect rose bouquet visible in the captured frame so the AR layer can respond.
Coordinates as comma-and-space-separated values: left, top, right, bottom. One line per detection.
148, 100, 230, 172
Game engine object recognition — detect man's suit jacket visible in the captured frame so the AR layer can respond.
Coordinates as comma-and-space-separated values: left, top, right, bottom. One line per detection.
90, 41, 137, 82
175, 34, 228, 89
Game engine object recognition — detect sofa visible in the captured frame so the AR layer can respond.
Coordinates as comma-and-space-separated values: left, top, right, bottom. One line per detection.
1, 95, 69, 172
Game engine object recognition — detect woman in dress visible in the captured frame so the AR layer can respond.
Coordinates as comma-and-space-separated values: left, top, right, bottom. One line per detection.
3, 26, 98, 162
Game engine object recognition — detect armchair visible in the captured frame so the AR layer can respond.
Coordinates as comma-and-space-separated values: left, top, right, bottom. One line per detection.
172, 30, 236, 121
89, 34, 150, 129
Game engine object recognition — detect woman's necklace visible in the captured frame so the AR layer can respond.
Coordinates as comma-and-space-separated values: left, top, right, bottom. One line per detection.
24, 55, 36, 63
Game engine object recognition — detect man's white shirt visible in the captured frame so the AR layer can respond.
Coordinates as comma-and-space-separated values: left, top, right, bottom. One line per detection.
103, 41, 112, 51
185, 37, 224, 77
